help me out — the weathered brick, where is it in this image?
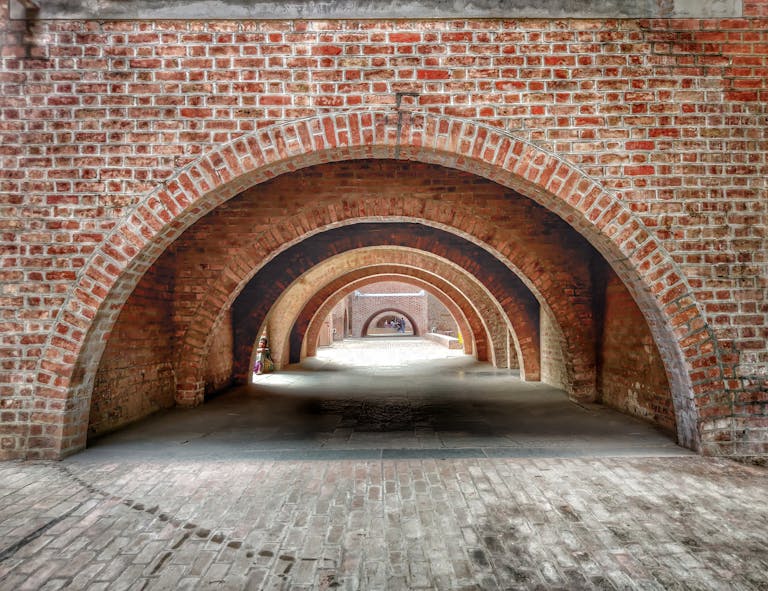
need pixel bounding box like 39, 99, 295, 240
0, 12, 765, 460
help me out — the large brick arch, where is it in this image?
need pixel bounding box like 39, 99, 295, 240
228, 226, 547, 391
41, 111, 718, 457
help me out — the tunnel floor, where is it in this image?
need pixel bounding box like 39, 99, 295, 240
2, 339, 766, 590
82, 337, 684, 461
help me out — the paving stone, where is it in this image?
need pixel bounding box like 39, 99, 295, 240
2, 355, 768, 590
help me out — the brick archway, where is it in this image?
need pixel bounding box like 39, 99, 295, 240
258, 260, 483, 369
199, 213, 584, 400
298, 272, 477, 362
361, 309, 421, 338
242, 246, 539, 379
296, 268, 534, 376
236, 247, 487, 374
39, 111, 718, 457
228, 226, 548, 390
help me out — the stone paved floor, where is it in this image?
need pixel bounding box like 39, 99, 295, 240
1, 339, 766, 590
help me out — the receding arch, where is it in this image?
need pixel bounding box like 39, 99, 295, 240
239, 250, 483, 369
229, 230, 545, 387
299, 272, 479, 360
279, 270, 478, 364
255, 267, 479, 369
37, 111, 719, 457
361, 308, 421, 338
295, 264, 539, 379
244, 243, 540, 378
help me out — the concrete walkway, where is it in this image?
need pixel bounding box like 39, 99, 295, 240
1, 339, 766, 590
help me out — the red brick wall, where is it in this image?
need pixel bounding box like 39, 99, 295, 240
746, 1, 768, 16
599, 271, 676, 433
1, 7, 766, 459
88, 256, 176, 438
203, 311, 234, 396
427, 293, 458, 335
540, 311, 569, 391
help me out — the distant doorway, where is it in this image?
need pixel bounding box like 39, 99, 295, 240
366, 313, 414, 336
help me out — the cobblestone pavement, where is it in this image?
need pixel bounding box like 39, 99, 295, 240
1, 340, 766, 590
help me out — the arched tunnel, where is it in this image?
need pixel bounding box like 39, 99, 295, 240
87, 159, 679, 449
